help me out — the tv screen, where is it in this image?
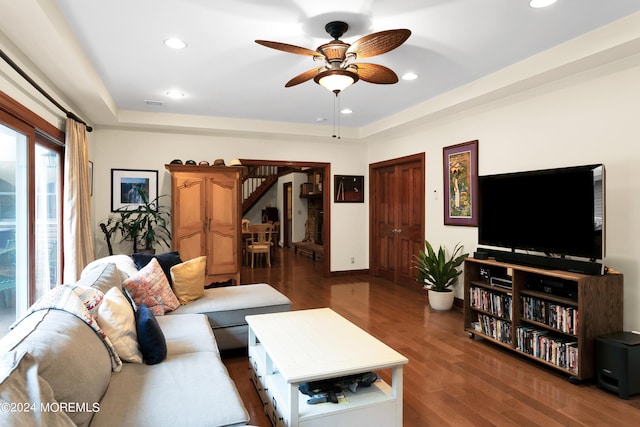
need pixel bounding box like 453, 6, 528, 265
478, 164, 604, 260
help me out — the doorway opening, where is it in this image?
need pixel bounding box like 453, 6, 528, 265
239, 159, 331, 277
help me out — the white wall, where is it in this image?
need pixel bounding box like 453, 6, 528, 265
91, 128, 370, 271
367, 53, 640, 329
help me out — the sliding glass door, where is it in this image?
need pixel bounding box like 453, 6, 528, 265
0, 121, 28, 329
34, 144, 61, 298
0, 115, 62, 333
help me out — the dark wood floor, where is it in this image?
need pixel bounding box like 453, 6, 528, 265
223, 248, 640, 426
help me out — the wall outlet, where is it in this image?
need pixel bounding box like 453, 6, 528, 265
350, 257, 355, 264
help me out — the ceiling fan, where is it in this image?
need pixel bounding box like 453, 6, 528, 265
256, 21, 411, 94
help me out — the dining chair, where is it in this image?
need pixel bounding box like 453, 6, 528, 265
246, 224, 272, 268
269, 221, 280, 258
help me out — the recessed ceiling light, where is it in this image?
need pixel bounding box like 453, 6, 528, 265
340, 108, 353, 114
529, 0, 557, 8
165, 90, 185, 99
164, 38, 187, 49
316, 117, 327, 122
402, 72, 419, 81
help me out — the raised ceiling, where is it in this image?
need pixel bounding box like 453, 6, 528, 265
2, 1, 640, 137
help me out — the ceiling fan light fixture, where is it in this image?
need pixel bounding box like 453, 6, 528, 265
529, 0, 557, 8
314, 69, 359, 94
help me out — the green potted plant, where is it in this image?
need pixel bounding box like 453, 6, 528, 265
101, 187, 172, 254
413, 240, 468, 310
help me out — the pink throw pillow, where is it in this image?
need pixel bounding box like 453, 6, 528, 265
123, 258, 179, 315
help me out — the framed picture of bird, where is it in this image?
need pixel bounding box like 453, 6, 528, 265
443, 140, 478, 226
334, 175, 364, 203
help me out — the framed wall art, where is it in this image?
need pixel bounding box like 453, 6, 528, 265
334, 175, 364, 203
111, 168, 158, 212
443, 140, 478, 226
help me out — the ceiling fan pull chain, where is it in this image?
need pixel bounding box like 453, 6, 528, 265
337, 94, 341, 139
332, 93, 337, 138
332, 93, 342, 139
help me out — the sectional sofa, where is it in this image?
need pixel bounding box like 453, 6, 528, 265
0, 254, 291, 426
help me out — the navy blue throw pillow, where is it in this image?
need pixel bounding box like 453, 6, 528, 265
132, 251, 182, 285
135, 303, 167, 365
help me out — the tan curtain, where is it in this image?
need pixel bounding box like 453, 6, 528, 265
63, 118, 94, 283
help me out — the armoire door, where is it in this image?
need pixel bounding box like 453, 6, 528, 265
172, 174, 206, 262
370, 153, 425, 289
205, 172, 240, 279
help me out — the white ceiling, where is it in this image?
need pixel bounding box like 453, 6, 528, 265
2, 0, 640, 136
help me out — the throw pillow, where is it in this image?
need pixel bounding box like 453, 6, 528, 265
170, 256, 206, 304
80, 254, 140, 283
0, 350, 75, 427
131, 251, 182, 285
123, 258, 180, 315
97, 287, 143, 363
69, 285, 104, 319
135, 303, 167, 365
77, 262, 122, 294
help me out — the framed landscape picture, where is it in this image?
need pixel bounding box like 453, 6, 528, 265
443, 140, 478, 226
111, 168, 158, 212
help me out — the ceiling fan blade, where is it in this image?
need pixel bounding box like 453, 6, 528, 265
285, 67, 324, 87
347, 29, 411, 59
255, 40, 321, 57
355, 63, 399, 84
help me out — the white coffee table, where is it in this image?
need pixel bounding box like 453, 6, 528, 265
246, 308, 408, 427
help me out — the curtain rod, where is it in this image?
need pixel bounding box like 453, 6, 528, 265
0, 48, 93, 132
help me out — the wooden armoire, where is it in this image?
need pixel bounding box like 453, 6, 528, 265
165, 164, 241, 285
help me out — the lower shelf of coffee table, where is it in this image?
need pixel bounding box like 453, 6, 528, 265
249, 344, 398, 427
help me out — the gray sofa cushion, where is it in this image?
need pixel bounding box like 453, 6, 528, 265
77, 262, 122, 294
81, 255, 140, 283
90, 353, 249, 427
212, 325, 250, 351
89, 312, 248, 426
170, 283, 292, 328
156, 313, 219, 355
0, 310, 112, 427
0, 350, 75, 427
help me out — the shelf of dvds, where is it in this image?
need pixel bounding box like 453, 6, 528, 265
463, 258, 623, 381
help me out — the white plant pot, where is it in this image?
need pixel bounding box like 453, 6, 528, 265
427, 289, 455, 311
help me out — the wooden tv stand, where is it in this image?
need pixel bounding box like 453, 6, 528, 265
463, 258, 623, 382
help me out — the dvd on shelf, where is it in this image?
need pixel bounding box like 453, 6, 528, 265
521, 296, 578, 334
477, 314, 512, 345
469, 286, 513, 319
516, 326, 578, 374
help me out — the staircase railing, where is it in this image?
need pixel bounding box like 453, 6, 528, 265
242, 165, 278, 214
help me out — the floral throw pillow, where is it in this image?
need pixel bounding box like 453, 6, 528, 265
123, 258, 179, 315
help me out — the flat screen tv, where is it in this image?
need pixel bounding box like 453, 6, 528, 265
478, 164, 604, 260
